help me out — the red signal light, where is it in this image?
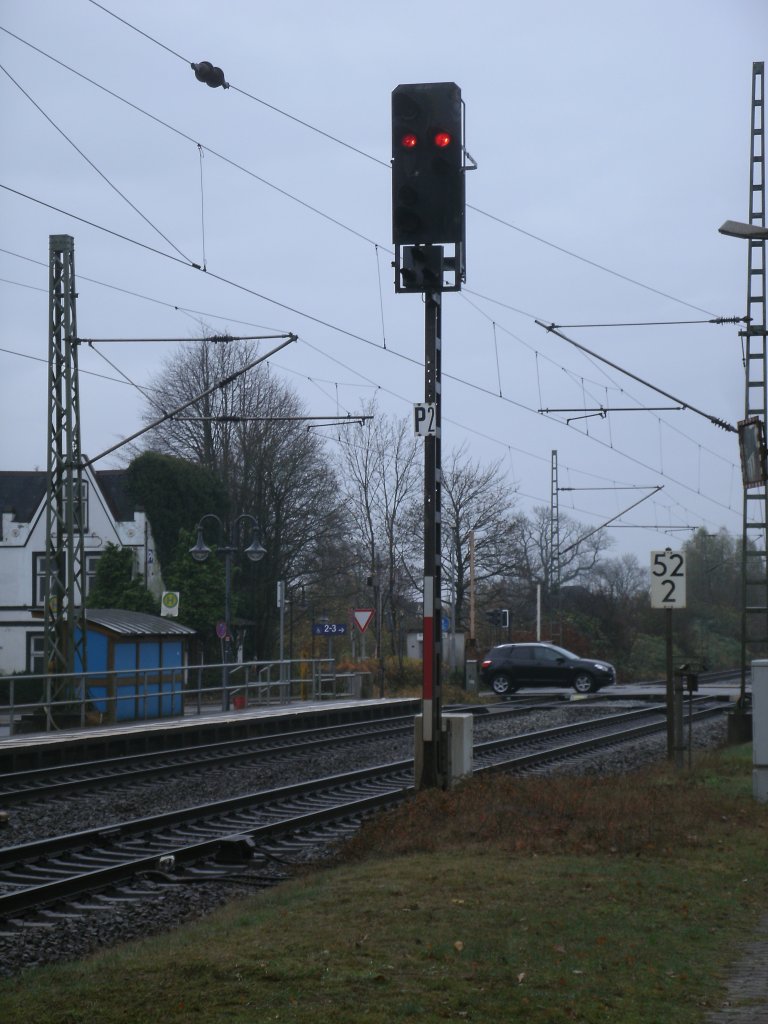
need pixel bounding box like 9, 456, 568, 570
434, 131, 452, 148
401, 133, 418, 149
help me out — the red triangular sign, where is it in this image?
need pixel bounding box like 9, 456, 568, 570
353, 608, 375, 633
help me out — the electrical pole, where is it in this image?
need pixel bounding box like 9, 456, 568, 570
44, 235, 87, 693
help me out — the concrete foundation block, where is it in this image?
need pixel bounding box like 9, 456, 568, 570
752, 660, 768, 803
413, 712, 473, 789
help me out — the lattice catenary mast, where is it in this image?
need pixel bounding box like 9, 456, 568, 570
43, 234, 87, 682
741, 62, 767, 701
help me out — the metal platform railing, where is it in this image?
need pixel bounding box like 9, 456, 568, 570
0, 659, 371, 736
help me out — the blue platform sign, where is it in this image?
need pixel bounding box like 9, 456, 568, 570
312, 623, 348, 636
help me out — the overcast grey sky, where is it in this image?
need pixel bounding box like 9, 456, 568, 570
1, 0, 766, 565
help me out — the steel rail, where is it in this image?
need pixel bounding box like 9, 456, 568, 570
0, 700, 564, 803
0, 716, 419, 803
0, 696, 720, 864
473, 703, 725, 773
0, 701, 728, 922
0, 781, 411, 917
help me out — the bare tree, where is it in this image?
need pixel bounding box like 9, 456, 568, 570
590, 553, 647, 603
441, 446, 520, 629
140, 338, 349, 656
339, 399, 421, 660
513, 505, 609, 592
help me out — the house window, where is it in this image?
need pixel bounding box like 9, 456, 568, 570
64, 479, 89, 533
33, 550, 102, 606
33, 553, 57, 607
27, 632, 45, 675
85, 552, 101, 596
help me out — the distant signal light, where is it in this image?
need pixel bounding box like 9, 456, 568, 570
401, 133, 418, 149
434, 131, 452, 147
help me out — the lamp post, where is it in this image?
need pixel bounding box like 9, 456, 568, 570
189, 513, 266, 710
719, 220, 768, 241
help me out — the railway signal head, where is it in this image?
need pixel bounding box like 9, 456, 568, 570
399, 245, 444, 292
484, 608, 509, 628
392, 82, 464, 246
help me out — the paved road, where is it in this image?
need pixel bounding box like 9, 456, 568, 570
705, 914, 768, 1022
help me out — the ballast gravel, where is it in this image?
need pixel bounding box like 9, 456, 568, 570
0, 703, 729, 977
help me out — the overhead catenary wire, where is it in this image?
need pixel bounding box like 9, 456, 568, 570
0, 344, 148, 387
0, 184, 201, 268
0, 245, 285, 333
1, 16, 738, 533
84, 0, 188, 62
0, 185, 375, 342
78, 4, 726, 322
172, 414, 372, 423
0, 217, 737, 531
548, 316, 747, 328
0, 22, 719, 319
0, 61, 194, 264
536, 320, 737, 433
0, 238, 738, 522
84, 0, 394, 168
0, 26, 380, 249
0, 334, 723, 536
83, 335, 297, 467
0, 7, 739, 537
79, 334, 290, 344
540, 406, 685, 414
2, 25, 737, 537
87, 343, 157, 404
462, 284, 736, 473
559, 486, 663, 556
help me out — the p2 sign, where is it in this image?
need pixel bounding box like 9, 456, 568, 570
650, 549, 686, 609
414, 403, 437, 437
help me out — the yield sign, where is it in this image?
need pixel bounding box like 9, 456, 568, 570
353, 608, 375, 633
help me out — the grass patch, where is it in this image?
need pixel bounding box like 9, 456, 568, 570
2, 746, 767, 1023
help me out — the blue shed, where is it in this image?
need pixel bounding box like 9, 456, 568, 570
74, 609, 196, 723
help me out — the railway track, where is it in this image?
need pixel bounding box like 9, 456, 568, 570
0, 700, 566, 805
0, 716, 418, 805
0, 699, 727, 925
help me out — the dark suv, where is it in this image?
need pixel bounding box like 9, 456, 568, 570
480, 642, 616, 696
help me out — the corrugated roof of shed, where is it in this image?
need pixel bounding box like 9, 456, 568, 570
84, 609, 196, 637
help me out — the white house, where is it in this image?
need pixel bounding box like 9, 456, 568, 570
0, 467, 163, 675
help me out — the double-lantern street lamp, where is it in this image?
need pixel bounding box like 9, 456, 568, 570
189, 513, 266, 709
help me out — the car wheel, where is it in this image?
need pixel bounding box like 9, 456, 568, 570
491, 673, 515, 696
573, 672, 596, 695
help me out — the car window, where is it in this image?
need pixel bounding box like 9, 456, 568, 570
550, 645, 578, 660
534, 647, 562, 663
505, 648, 528, 661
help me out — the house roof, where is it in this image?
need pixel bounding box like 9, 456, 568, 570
84, 609, 196, 637
0, 469, 140, 526
95, 470, 140, 521
0, 471, 47, 523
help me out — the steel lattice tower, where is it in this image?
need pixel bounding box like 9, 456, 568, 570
741, 62, 767, 701
44, 234, 86, 683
